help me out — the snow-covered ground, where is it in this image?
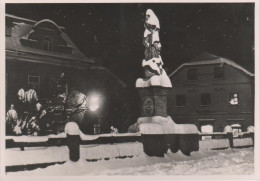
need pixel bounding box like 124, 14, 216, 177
6, 137, 253, 166
5, 132, 254, 176
6, 143, 254, 176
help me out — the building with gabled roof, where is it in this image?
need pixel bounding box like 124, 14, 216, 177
169, 52, 254, 78
168, 52, 254, 137
6, 14, 127, 134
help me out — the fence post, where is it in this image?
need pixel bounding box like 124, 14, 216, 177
66, 134, 80, 162
65, 122, 81, 162
227, 132, 233, 148
250, 132, 254, 146
20, 145, 24, 151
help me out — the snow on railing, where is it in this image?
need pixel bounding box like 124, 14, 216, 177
6, 132, 253, 153
6, 132, 141, 144
6, 133, 67, 143
6, 131, 142, 151
6, 128, 254, 163
6, 131, 253, 148
198, 131, 254, 149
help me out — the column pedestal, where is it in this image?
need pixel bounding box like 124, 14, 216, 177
136, 86, 171, 117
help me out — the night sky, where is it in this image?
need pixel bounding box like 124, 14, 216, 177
6, 3, 255, 86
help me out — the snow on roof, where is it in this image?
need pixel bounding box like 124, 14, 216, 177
6, 14, 94, 64
33, 19, 63, 32
6, 13, 65, 30
169, 53, 254, 77
6, 14, 36, 24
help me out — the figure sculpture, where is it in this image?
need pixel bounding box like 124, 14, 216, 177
136, 9, 172, 88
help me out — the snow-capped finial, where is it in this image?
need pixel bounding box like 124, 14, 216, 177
145, 9, 160, 29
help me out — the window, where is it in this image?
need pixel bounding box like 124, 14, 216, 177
28, 75, 40, 92
176, 95, 186, 107
214, 66, 224, 79
43, 36, 53, 51
229, 93, 239, 105
187, 68, 197, 80
201, 93, 211, 106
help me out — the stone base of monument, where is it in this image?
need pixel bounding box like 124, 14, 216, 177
141, 134, 199, 156
137, 116, 199, 156
136, 86, 171, 117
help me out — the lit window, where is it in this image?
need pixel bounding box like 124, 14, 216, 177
229, 93, 239, 105
187, 68, 197, 80
28, 75, 40, 92
176, 95, 186, 107
214, 66, 224, 79
201, 93, 211, 106
43, 36, 53, 51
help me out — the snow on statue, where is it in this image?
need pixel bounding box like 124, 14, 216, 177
143, 9, 161, 60
131, 9, 199, 157
136, 9, 172, 88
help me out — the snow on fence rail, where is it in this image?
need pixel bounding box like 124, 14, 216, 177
6, 131, 253, 150
199, 132, 254, 150
6, 132, 142, 150
5, 131, 254, 172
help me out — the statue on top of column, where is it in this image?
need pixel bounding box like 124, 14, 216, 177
143, 9, 161, 61
136, 9, 172, 88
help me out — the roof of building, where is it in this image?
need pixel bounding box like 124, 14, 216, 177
6, 14, 126, 88
6, 14, 94, 64
6, 14, 65, 30
169, 52, 254, 77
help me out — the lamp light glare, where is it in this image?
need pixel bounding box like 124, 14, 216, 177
89, 95, 100, 112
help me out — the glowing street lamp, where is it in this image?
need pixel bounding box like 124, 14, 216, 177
88, 94, 100, 112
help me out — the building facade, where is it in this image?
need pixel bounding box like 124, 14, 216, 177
168, 53, 254, 135
6, 14, 127, 134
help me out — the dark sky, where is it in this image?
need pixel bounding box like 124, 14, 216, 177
6, 3, 255, 86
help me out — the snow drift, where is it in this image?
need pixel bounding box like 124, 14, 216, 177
7, 147, 254, 176
137, 116, 199, 134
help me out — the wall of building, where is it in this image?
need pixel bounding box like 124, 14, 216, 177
5, 14, 130, 135
171, 63, 252, 85
6, 58, 127, 134
169, 62, 254, 132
